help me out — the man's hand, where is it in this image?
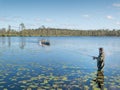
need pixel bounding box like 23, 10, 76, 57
93, 56, 96, 60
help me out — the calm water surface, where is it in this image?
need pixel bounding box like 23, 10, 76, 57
0, 36, 120, 90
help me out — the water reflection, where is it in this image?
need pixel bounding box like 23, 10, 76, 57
93, 71, 104, 90
1, 37, 6, 46
0, 37, 26, 49
19, 37, 26, 49
8, 37, 11, 47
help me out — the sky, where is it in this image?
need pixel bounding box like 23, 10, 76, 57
0, 0, 120, 30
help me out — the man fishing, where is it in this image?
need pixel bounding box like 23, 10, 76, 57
93, 48, 105, 72
92, 48, 105, 90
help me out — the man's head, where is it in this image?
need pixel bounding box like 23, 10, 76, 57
99, 47, 103, 53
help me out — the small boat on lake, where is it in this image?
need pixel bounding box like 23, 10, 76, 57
39, 39, 50, 46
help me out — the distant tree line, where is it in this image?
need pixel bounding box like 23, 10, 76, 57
0, 23, 120, 36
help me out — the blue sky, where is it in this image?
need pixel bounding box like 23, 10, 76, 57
0, 0, 120, 30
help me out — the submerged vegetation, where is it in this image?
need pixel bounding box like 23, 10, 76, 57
0, 24, 120, 36
0, 59, 120, 90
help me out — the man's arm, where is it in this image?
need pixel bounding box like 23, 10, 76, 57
93, 56, 98, 60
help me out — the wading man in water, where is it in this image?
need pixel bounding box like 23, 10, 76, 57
93, 48, 105, 90
93, 48, 105, 72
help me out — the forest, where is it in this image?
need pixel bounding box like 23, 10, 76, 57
0, 23, 120, 36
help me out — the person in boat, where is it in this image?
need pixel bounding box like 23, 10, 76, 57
40, 39, 50, 46
93, 48, 105, 72
41, 39, 45, 43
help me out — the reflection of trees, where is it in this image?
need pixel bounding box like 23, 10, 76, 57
1, 37, 12, 48
93, 71, 104, 90
8, 37, 11, 47
1, 37, 6, 46
0, 37, 6, 56
0, 37, 11, 48
0, 37, 26, 49
19, 37, 26, 49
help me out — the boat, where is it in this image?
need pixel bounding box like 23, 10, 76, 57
39, 39, 50, 46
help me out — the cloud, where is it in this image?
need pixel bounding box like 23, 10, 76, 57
24, 23, 41, 29
116, 21, 120, 25
34, 18, 41, 21
0, 16, 23, 22
113, 3, 120, 8
60, 24, 80, 29
61, 24, 76, 26
106, 15, 114, 20
34, 18, 54, 23
45, 18, 53, 22
82, 14, 90, 18
26, 23, 37, 27
12, 16, 23, 20
0, 17, 10, 22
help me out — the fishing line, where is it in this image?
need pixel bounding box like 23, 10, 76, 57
60, 47, 95, 58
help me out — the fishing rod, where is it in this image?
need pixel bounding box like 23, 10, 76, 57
62, 48, 95, 58
78, 51, 94, 57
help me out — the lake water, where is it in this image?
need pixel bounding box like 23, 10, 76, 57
0, 36, 120, 90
